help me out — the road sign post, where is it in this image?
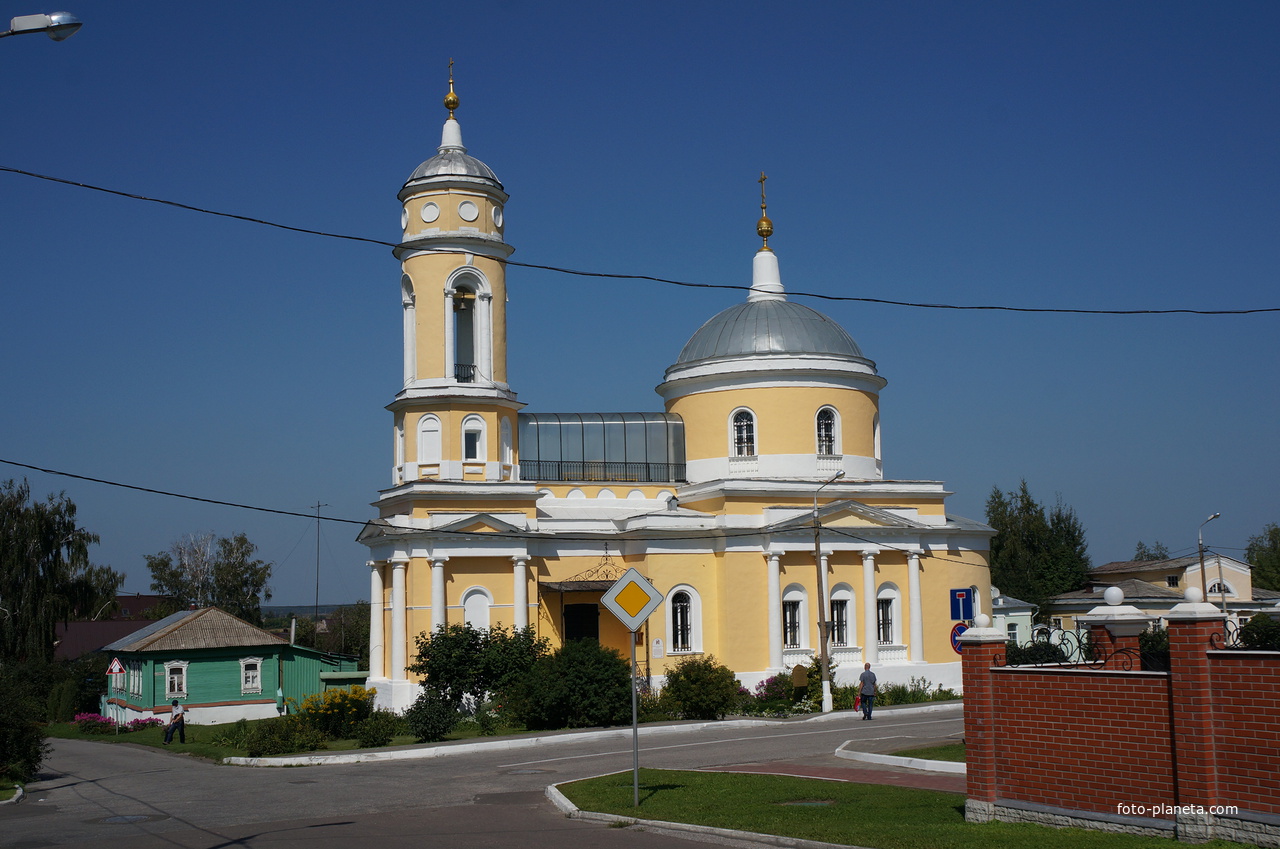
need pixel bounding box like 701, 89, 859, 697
600, 568, 664, 808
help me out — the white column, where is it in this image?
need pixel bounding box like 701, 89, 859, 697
477, 292, 493, 379
368, 561, 385, 680
512, 556, 529, 629
443, 288, 455, 379
767, 553, 783, 670
390, 559, 408, 681
401, 276, 416, 385
431, 557, 448, 630
908, 552, 925, 662
817, 550, 832, 656
862, 550, 878, 664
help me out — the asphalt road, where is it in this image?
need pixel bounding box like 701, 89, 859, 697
1, 704, 964, 849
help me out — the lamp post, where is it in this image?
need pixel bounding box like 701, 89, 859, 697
1, 12, 82, 41
813, 470, 845, 713
1197, 512, 1220, 608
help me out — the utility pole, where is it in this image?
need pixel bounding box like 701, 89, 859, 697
313, 502, 328, 631
813, 470, 844, 713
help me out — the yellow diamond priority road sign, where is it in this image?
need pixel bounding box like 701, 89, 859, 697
601, 567, 664, 633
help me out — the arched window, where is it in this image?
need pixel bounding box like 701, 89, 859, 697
830, 584, 855, 647
1208, 581, 1234, 597
452, 282, 477, 382
418, 415, 442, 464
816, 408, 837, 455
732, 410, 756, 457
671, 591, 692, 652
876, 583, 901, 645
462, 587, 492, 629
782, 584, 807, 649
462, 415, 486, 462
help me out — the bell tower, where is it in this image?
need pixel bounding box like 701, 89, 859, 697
389, 67, 521, 486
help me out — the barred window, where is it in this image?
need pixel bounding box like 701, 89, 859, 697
671, 591, 692, 652
732, 411, 756, 457
816, 408, 836, 455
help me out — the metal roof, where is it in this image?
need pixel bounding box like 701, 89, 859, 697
675, 299, 866, 365
406, 150, 502, 188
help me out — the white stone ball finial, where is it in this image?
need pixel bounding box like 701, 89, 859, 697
1184, 586, 1204, 604
974, 613, 991, 629
1104, 586, 1125, 606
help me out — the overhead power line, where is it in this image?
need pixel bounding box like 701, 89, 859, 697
4, 165, 1276, 317
0, 457, 986, 566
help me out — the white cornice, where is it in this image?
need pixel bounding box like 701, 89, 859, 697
676, 478, 952, 502
394, 233, 514, 261
387, 385, 522, 411
657, 357, 886, 401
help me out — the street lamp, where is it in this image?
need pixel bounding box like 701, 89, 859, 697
1197, 512, 1220, 608
813, 469, 845, 713
1, 12, 82, 41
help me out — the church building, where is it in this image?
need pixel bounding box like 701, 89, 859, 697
359, 78, 994, 712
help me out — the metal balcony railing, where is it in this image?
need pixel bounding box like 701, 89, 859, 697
455, 363, 477, 382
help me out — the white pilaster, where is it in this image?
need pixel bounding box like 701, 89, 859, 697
817, 551, 831, 652
478, 292, 493, 380
767, 553, 782, 670
390, 560, 408, 680
908, 552, 924, 662
862, 550, 879, 664
368, 561, 385, 680
512, 556, 529, 629
432, 557, 448, 630
402, 278, 416, 385
442, 288, 455, 379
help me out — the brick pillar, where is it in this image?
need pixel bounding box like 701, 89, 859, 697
1088, 623, 1142, 670
959, 622, 1007, 822
1166, 607, 1225, 841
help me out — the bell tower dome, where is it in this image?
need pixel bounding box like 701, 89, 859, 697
388, 67, 521, 486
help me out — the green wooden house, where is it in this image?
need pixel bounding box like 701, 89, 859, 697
100, 607, 359, 725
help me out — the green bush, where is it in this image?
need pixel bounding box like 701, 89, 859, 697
356, 709, 404, 748
408, 624, 550, 710
1239, 613, 1280, 650
1003, 639, 1068, 665
292, 685, 376, 739
745, 672, 809, 716
405, 688, 461, 742
212, 718, 254, 749
876, 677, 960, 706
661, 655, 741, 720
508, 639, 631, 731
245, 715, 326, 757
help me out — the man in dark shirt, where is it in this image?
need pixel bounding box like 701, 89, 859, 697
858, 663, 877, 720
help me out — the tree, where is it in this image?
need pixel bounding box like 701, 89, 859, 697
146, 532, 272, 625
0, 479, 122, 663
1245, 523, 1280, 591
986, 480, 1090, 620
1133, 540, 1171, 561
407, 623, 549, 710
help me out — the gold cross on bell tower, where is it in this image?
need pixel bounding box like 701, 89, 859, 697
757, 171, 774, 250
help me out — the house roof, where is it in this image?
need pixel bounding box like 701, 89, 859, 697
1090, 553, 1249, 575
1050, 578, 1186, 604
102, 607, 287, 653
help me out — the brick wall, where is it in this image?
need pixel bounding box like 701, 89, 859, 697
962, 612, 1280, 844
989, 668, 1174, 816
1211, 650, 1280, 815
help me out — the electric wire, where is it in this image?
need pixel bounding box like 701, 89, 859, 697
4, 165, 1276, 317
0, 456, 986, 557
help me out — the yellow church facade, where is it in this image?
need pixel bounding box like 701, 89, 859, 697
360, 82, 994, 711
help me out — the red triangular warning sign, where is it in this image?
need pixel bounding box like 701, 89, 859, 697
107, 657, 125, 675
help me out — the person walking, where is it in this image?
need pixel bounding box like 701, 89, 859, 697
858, 662, 877, 720
163, 699, 185, 744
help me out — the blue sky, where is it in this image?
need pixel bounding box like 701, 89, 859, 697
3, 1, 1277, 606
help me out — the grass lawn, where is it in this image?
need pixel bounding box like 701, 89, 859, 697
0, 779, 17, 802
892, 742, 966, 762
559, 769, 1254, 849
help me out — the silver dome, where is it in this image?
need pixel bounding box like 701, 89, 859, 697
675, 299, 865, 365
406, 150, 502, 188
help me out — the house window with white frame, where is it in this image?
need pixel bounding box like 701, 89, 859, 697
462, 416, 485, 462
816, 408, 837, 456
732, 410, 756, 457
165, 661, 188, 699
783, 600, 801, 648
240, 657, 262, 695
671, 591, 692, 652
830, 598, 848, 647
876, 598, 894, 644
